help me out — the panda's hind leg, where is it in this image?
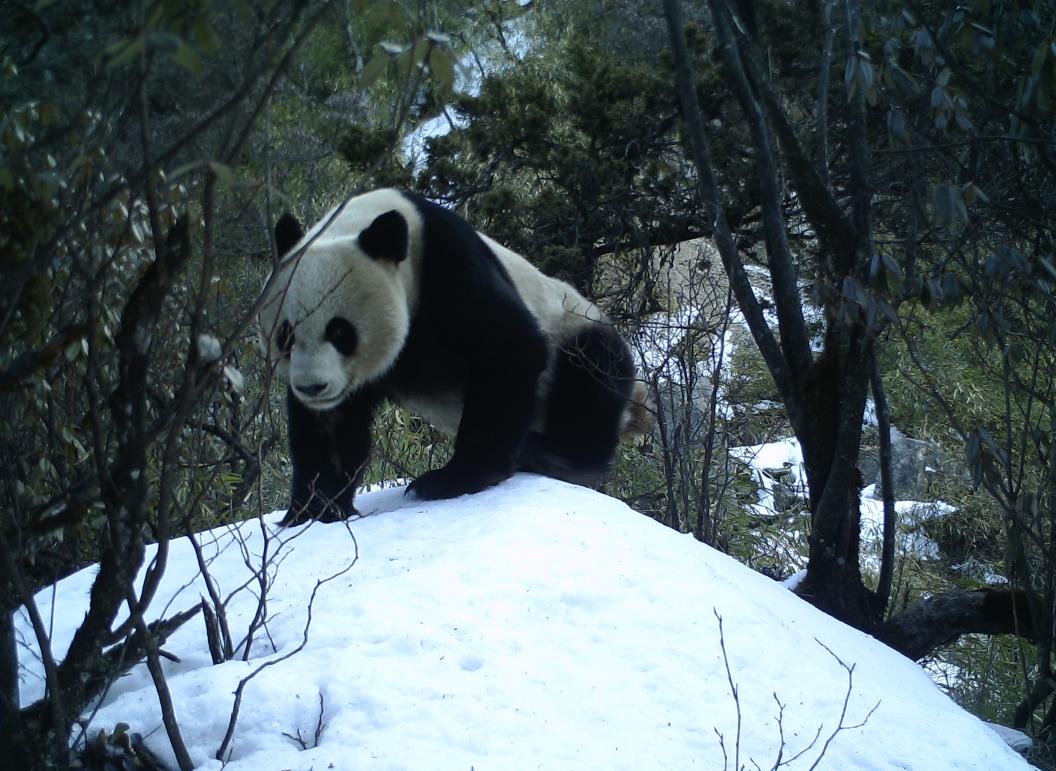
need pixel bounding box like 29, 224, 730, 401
519, 324, 634, 486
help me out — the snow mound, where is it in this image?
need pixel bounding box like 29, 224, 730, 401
19, 475, 1027, 769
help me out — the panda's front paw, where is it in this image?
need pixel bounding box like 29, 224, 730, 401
408, 463, 509, 500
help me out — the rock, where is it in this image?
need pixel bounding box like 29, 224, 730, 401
655, 379, 711, 446
985, 722, 1032, 753
868, 427, 963, 501
858, 446, 880, 490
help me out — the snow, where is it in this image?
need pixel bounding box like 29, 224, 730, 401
730, 437, 807, 515
18, 475, 1027, 769
986, 723, 1033, 753
856, 485, 951, 565
403, 19, 532, 168
729, 439, 953, 569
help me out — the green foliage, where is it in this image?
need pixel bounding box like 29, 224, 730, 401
608, 439, 668, 522
416, 18, 690, 292
366, 404, 454, 488
337, 123, 399, 172
0, 3, 352, 763
882, 305, 1004, 441
3, 0, 1053, 759
928, 631, 1027, 722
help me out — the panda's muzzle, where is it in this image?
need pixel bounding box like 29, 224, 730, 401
291, 380, 352, 411
294, 382, 328, 398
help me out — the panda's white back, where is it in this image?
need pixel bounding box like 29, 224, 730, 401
304, 190, 604, 344
477, 234, 607, 342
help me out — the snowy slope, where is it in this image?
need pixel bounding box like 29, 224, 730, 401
18, 475, 1027, 770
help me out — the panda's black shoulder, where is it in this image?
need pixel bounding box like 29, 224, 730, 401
397, 193, 501, 267
388, 192, 545, 372
396, 191, 466, 234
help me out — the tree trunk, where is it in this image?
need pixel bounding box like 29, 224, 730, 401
793, 336, 877, 629
0, 608, 33, 770
662, 0, 1045, 666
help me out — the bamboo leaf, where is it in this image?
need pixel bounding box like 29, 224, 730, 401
208, 161, 236, 188
881, 253, 903, 283
1032, 41, 1049, 77
933, 183, 956, 228
429, 46, 455, 95
105, 35, 145, 70
169, 40, 204, 76
361, 52, 389, 85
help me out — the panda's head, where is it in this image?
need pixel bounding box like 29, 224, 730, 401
258, 203, 414, 411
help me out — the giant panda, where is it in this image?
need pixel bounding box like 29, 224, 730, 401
257, 188, 651, 526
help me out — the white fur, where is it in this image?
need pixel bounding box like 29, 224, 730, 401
479, 234, 608, 338
259, 189, 612, 421
479, 236, 611, 433
386, 237, 611, 436
258, 190, 424, 411
391, 389, 464, 434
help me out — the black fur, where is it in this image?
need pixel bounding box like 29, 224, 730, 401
274, 212, 304, 258
282, 386, 380, 526
358, 209, 408, 263
276, 192, 635, 524
518, 324, 635, 484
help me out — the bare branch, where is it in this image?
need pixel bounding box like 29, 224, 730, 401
869, 356, 896, 614
708, 1, 813, 378
661, 0, 793, 401
816, 0, 835, 190
215, 525, 359, 761
727, 19, 856, 272
130, 612, 194, 771
714, 609, 742, 771
807, 641, 880, 770
0, 324, 87, 393
880, 589, 1039, 661
840, 0, 874, 275
0, 527, 66, 764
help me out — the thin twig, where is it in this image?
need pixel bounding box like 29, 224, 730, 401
714, 609, 742, 771
215, 526, 359, 762
807, 640, 880, 770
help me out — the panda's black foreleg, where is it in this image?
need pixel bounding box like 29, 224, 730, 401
281, 386, 379, 526
409, 362, 541, 500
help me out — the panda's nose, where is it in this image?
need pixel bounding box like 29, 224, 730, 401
294, 382, 328, 398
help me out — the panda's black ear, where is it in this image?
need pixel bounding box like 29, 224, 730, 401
275, 212, 304, 258
358, 210, 408, 263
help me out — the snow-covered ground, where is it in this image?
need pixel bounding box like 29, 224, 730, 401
730, 438, 954, 572
18, 475, 1027, 769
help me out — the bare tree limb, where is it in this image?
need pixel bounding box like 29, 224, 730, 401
661, 0, 794, 403
215, 526, 358, 762
0, 526, 66, 765
59, 216, 191, 708
21, 603, 202, 727
726, 18, 856, 271
816, 0, 835, 191
840, 0, 874, 275
709, 1, 813, 378
131, 613, 194, 771
0, 324, 87, 393
869, 355, 896, 615
879, 589, 1038, 661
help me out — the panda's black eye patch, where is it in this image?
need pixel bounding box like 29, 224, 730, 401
277, 320, 294, 356
325, 317, 357, 356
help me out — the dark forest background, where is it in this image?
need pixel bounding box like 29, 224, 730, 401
2, 0, 1055, 767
